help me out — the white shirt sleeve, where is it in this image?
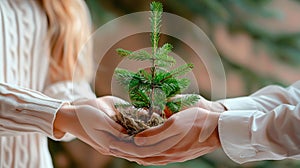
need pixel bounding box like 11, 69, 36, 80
218, 81, 300, 164
218, 81, 300, 112
0, 82, 67, 140
219, 103, 300, 164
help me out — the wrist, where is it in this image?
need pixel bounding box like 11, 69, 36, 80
53, 103, 75, 138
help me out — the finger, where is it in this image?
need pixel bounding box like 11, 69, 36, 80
134, 107, 200, 146
95, 115, 129, 140
109, 148, 170, 166
95, 97, 120, 116
108, 149, 147, 165
97, 96, 128, 109
75, 124, 120, 154
109, 132, 183, 157
195, 97, 211, 109
75, 106, 128, 140
134, 115, 180, 146
109, 146, 211, 166
142, 107, 213, 144
149, 147, 214, 165
84, 131, 116, 155
198, 112, 219, 142
109, 108, 201, 157
109, 135, 215, 166
176, 107, 215, 143
145, 145, 216, 165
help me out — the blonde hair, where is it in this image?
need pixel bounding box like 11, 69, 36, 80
40, 0, 93, 82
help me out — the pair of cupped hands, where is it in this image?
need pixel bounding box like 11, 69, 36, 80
56, 95, 226, 165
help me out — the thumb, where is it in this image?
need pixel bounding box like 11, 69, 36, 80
134, 115, 180, 146
198, 112, 219, 142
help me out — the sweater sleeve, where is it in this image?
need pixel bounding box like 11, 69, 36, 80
43, 80, 96, 141
219, 103, 300, 164
0, 82, 67, 140
218, 81, 300, 113
43, 80, 96, 102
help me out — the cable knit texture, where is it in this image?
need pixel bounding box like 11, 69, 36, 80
0, 1, 95, 167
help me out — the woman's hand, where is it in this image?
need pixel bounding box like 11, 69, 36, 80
108, 107, 221, 165
54, 96, 129, 155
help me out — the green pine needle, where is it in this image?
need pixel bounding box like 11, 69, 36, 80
155, 43, 176, 67
161, 78, 181, 97
177, 78, 191, 91
129, 89, 150, 108
116, 48, 132, 56
169, 63, 194, 77
152, 88, 167, 112
114, 68, 135, 89
118, 49, 153, 61
128, 50, 152, 61
156, 43, 173, 57
136, 69, 152, 84
150, 1, 163, 54
167, 94, 200, 113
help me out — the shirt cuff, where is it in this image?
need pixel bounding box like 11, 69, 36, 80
218, 110, 288, 164
218, 110, 256, 164
217, 97, 258, 111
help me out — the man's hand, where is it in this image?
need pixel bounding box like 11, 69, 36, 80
108, 107, 221, 165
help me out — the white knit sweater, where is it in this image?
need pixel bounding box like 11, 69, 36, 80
0, 0, 95, 167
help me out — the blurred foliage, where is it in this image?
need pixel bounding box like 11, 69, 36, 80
50, 0, 300, 168
85, 0, 300, 93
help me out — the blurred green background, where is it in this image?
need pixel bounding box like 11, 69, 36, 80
49, 0, 300, 167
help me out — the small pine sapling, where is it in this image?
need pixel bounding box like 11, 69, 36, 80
112, 1, 200, 135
